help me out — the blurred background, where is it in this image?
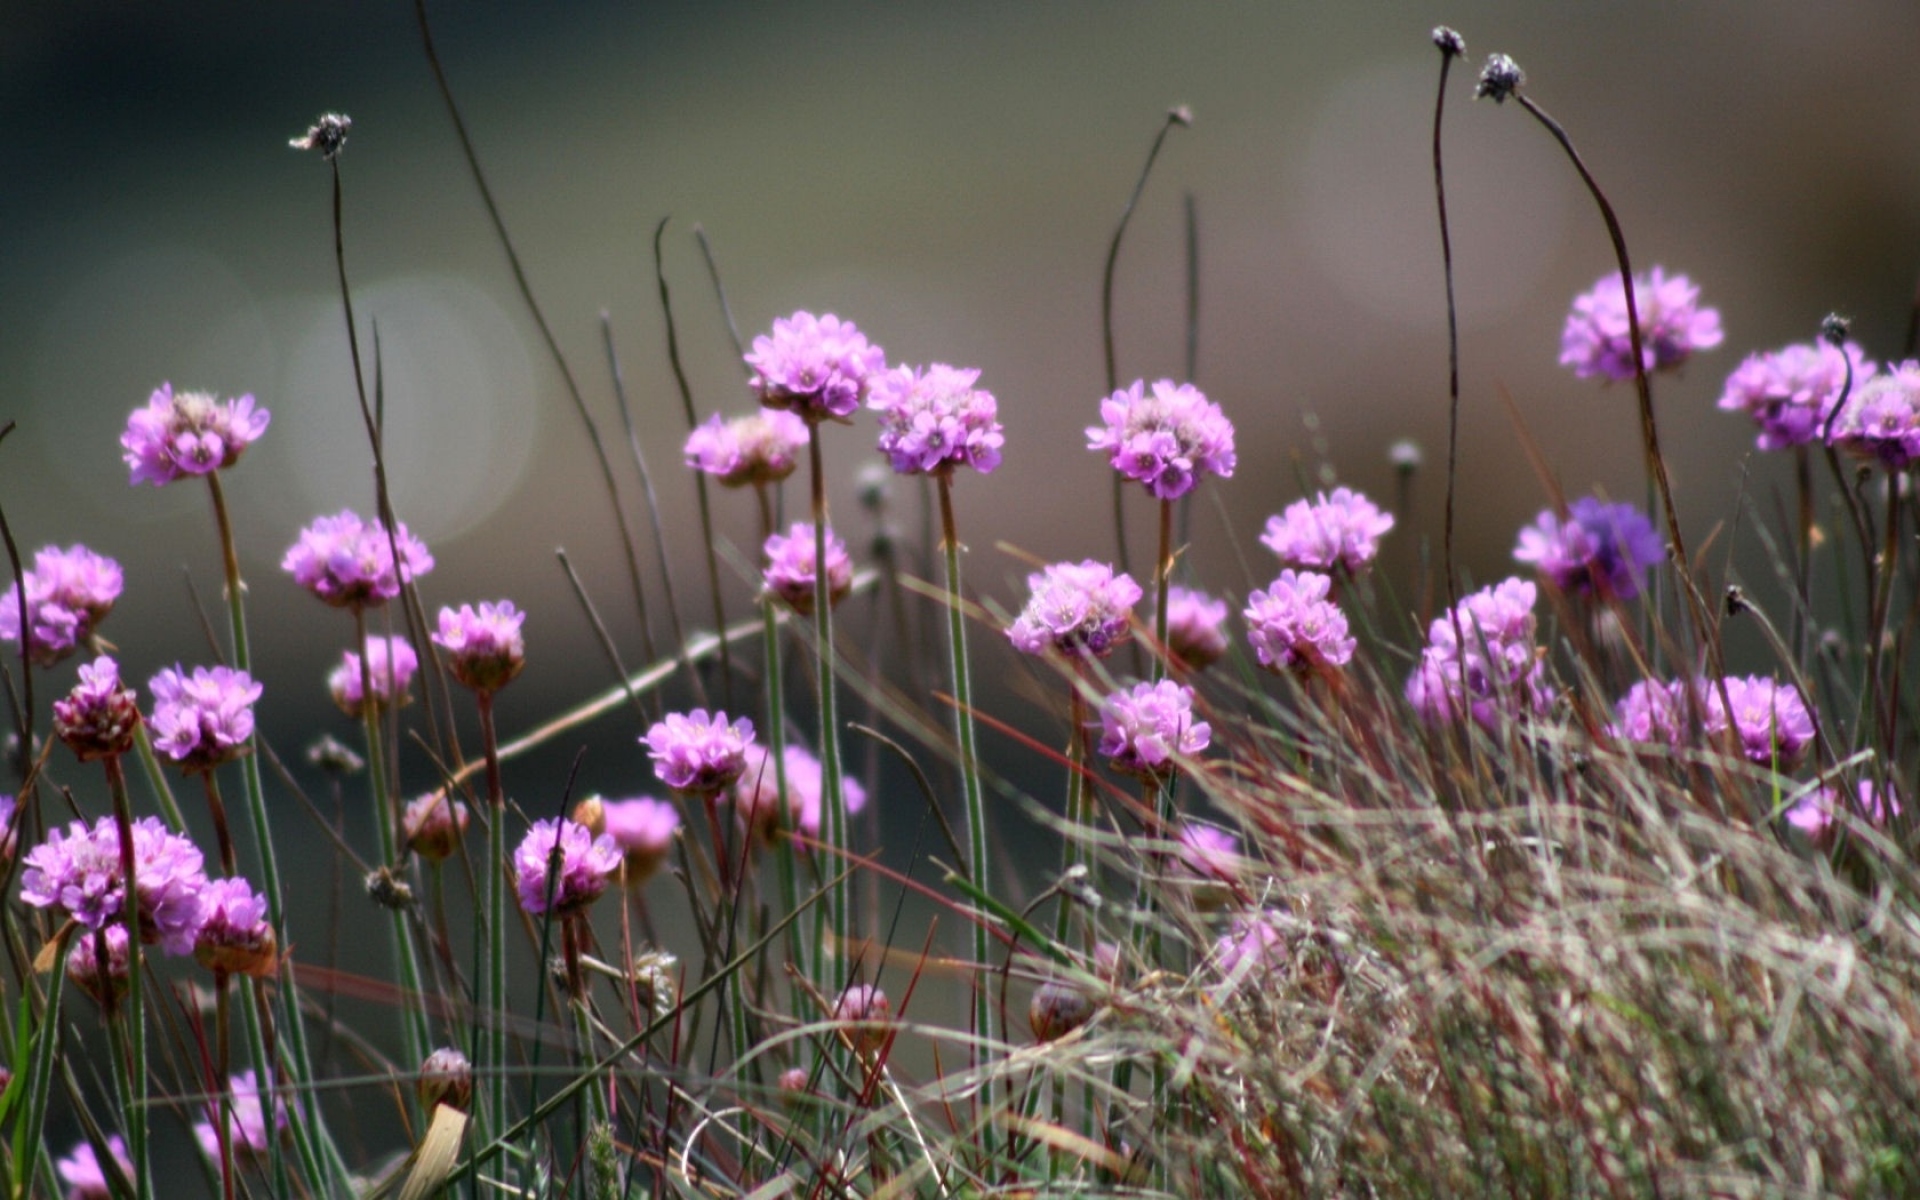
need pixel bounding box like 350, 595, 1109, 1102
4, 0, 1920, 1162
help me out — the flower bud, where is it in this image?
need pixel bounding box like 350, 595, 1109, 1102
418, 1047, 473, 1112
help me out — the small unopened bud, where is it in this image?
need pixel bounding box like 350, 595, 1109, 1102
403, 792, 470, 862
832, 984, 892, 1054
69, 927, 132, 1010
1431, 26, 1465, 56
1029, 981, 1094, 1042
777, 1066, 813, 1107
1168, 105, 1193, 128
572, 795, 607, 837
291, 113, 352, 160
1821, 313, 1851, 346
308, 734, 365, 775
418, 1047, 473, 1111
1389, 439, 1423, 472
1475, 54, 1524, 103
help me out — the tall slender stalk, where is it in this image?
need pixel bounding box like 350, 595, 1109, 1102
805, 436, 850, 990
103, 757, 150, 1200
475, 691, 510, 1157
1429, 27, 1465, 615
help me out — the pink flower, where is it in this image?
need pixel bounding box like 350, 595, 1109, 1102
432, 601, 526, 694
644, 710, 755, 795
121, 382, 269, 486
148, 664, 262, 773
731, 743, 868, 845
513, 818, 621, 917
1784, 781, 1902, 847
832, 983, 892, 1052
1097, 680, 1210, 781
1244, 569, 1355, 676
0, 545, 123, 667
1512, 496, 1664, 599
1260, 489, 1394, 574
601, 797, 681, 882
1718, 340, 1874, 451
1827, 361, 1920, 469
1166, 586, 1229, 670
56, 1134, 131, 1200
66, 925, 132, 1010
745, 311, 886, 422
1087, 379, 1235, 500
1213, 910, 1288, 981
1560, 267, 1722, 382
1405, 578, 1553, 728
762, 523, 853, 615
328, 636, 419, 718
193, 1070, 285, 1160
868, 363, 1005, 476
403, 792, 470, 861
1177, 823, 1241, 882
1608, 678, 1691, 747
684, 410, 809, 486
21, 815, 209, 954
282, 511, 434, 609
52, 656, 141, 763
1007, 561, 1141, 659
1705, 675, 1814, 770
193, 876, 277, 978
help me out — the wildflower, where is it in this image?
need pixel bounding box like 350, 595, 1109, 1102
1177, 823, 1241, 883
832, 983, 892, 1053
731, 743, 868, 845
1260, 488, 1395, 574
600, 797, 681, 882
66, 925, 132, 1010
120, 383, 269, 486
1097, 680, 1210, 781
327, 636, 418, 718
745, 311, 886, 422
418, 1047, 473, 1112
1512, 496, 1665, 599
1028, 980, 1094, 1042
684, 409, 810, 486
193, 876, 277, 978
282, 511, 434, 609
1086, 379, 1236, 500
513, 817, 621, 918
56, 1134, 130, 1200
1559, 267, 1722, 382
1006, 560, 1141, 659
645, 710, 755, 795
868, 362, 1005, 476
1718, 340, 1875, 451
1827, 361, 1920, 469
21, 815, 209, 954
432, 601, 526, 693
1705, 675, 1814, 770
193, 1070, 285, 1160
0, 545, 123, 667
52, 656, 141, 762
1405, 578, 1553, 728
777, 1067, 813, 1106
1165, 586, 1229, 669
0, 794, 15, 865
1608, 677, 1691, 747
289, 112, 351, 159
1213, 910, 1288, 980
148, 664, 261, 773
1244, 569, 1355, 675
403, 792, 470, 861
762, 524, 853, 614
1784, 780, 1902, 846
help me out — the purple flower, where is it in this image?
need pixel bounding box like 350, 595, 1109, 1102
868, 362, 1005, 476
684, 410, 810, 487
328, 636, 419, 718
120, 382, 270, 486
731, 743, 868, 845
1213, 910, 1288, 980
832, 983, 892, 1052
1512, 496, 1665, 599
66, 925, 132, 1010
282, 510, 434, 609
601, 797, 681, 882
1097, 680, 1210, 781
762, 523, 853, 615
0, 545, 123, 667
403, 792, 470, 862
149, 664, 261, 773
645, 709, 755, 795
1608, 678, 1691, 747
193, 1070, 285, 1161
1705, 675, 1814, 770
1559, 267, 1723, 382
1405, 578, 1553, 728
1177, 823, 1241, 883
745, 311, 887, 422
1259, 488, 1394, 574
1784, 780, 1902, 846
1244, 569, 1355, 676
194, 876, 277, 979
1006, 560, 1142, 659
1166, 586, 1229, 670
53, 656, 141, 763
513, 817, 621, 918
1718, 340, 1875, 451
432, 601, 526, 694
0, 794, 16, 864
21, 815, 209, 954
1828, 361, 1920, 469
1086, 379, 1236, 500
57, 1134, 130, 1200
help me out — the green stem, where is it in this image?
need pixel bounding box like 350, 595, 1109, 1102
805, 434, 849, 989
104, 756, 150, 1200
475, 690, 510, 1161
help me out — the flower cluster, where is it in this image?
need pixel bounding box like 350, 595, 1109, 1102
745, 311, 886, 422
1559, 267, 1722, 382
1097, 680, 1210, 781
832, 983, 892, 1053
1177, 823, 1241, 883
762, 524, 853, 614
868, 363, 1005, 476
433, 601, 526, 693
52, 656, 141, 762
645, 710, 755, 795
1260, 488, 1394, 574
1405, 578, 1553, 728
600, 797, 681, 882
1244, 569, 1355, 676
1706, 675, 1815, 770
1512, 496, 1665, 599
1608, 677, 1691, 747
1828, 361, 1920, 469
148, 664, 262, 773
403, 792, 470, 861
1784, 780, 1902, 846
282, 511, 434, 609
193, 876, 277, 978
1212, 910, 1288, 981
192, 1070, 285, 1161
328, 636, 418, 718
1718, 339, 1875, 450
57, 1134, 131, 1200
21, 815, 210, 955
1165, 586, 1229, 669
731, 743, 868, 845
0, 545, 122, 667
1006, 560, 1141, 659
684, 409, 809, 486
120, 383, 270, 486
1086, 379, 1236, 500
67, 925, 132, 1009
513, 817, 621, 918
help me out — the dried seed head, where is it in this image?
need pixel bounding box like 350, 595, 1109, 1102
1475, 54, 1524, 102
1431, 26, 1465, 57
290, 113, 352, 160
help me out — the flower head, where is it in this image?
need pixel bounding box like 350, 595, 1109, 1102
600, 797, 681, 882
684, 410, 810, 486
1608, 677, 1691, 747
1718, 340, 1875, 451
328, 637, 418, 718
121, 383, 269, 486
53, 656, 141, 762
418, 1047, 474, 1112
1559, 267, 1722, 382
289, 113, 351, 159
1006, 560, 1141, 659
1512, 496, 1665, 599
403, 792, 470, 861
21, 815, 209, 954
56, 1134, 131, 1200
745, 311, 886, 421
1177, 823, 1241, 883
148, 664, 262, 773
282, 511, 434, 609
1784, 780, 1902, 846
645, 710, 755, 795
1244, 569, 1355, 676
1165, 586, 1229, 670
832, 983, 892, 1053
1705, 675, 1814, 770
1213, 910, 1288, 981
1260, 488, 1394, 574
1028, 980, 1094, 1042
868, 363, 1004, 476
1086, 379, 1235, 500
0, 545, 123, 667
67, 925, 132, 1010
1405, 578, 1553, 728
513, 818, 621, 918
193, 1070, 285, 1161
193, 876, 277, 978
762, 524, 853, 615
1097, 680, 1210, 781
432, 601, 526, 693
731, 743, 867, 845
1827, 361, 1920, 469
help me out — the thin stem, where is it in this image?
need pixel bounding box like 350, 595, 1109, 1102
475, 690, 510, 1158
1153, 498, 1174, 683
1430, 30, 1464, 614
806, 434, 850, 989
104, 756, 150, 1200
